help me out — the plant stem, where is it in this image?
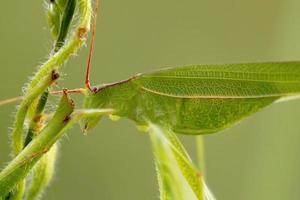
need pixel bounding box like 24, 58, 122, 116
10, 0, 92, 157
23, 91, 51, 200
27, 0, 92, 91
196, 136, 206, 177
6, 181, 25, 200
24, 91, 49, 147
7, 1, 92, 197
0, 92, 74, 197
25, 145, 58, 200
22, 0, 78, 194
0, 101, 113, 197
11, 71, 59, 156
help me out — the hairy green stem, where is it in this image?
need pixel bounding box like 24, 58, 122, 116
26, 145, 58, 200
24, 91, 49, 147
0, 103, 113, 197
7, 2, 92, 197
11, 71, 59, 156
6, 181, 25, 200
28, 0, 91, 91
10, 0, 92, 157
22, 0, 77, 195
1, 93, 74, 197
24, 91, 53, 200
9, 90, 51, 200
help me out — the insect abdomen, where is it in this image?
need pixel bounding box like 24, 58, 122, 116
131, 89, 278, 135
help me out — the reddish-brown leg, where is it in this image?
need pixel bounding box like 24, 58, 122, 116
85, 0, 100, 91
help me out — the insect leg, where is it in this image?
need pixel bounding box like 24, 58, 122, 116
85, 0, 100, 91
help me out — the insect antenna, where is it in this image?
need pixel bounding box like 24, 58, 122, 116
0, 89, 85, 106
85, 0, 100, 91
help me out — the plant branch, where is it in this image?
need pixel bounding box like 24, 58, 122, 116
25, 145, 57, 200
27, 0, 92, 91
24, 91, 49, 147
9, 0, 92, 157
11, 71, 59, 156
0, 95, 113, 197
196, 136, 206, 177
0, 92, 74, 197
12, 0, 91, 155
19, 91, 52, 200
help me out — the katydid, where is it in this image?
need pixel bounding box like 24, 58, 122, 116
1, 0, 300, 199
0, 0, 298, 136
78, 0, 300, 135
82, 62, 300, 135
1, 0, 299, 137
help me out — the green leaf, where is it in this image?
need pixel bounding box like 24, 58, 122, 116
149, 123, 202, 200
83, 61, 300, 135
46, 0, 67, 39
46, 0, 77, 51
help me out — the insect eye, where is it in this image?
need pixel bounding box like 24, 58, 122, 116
50, 0, 55, 3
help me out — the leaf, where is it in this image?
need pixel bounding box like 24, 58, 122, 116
46, 0, 67, 39
46, 0, 76, 49
83, 61, 300, 135
149, 123, 202, 200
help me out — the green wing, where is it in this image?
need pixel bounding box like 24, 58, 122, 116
84, 62, 300, 135
136, 62, 300, 98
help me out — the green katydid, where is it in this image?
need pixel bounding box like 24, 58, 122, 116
1, 0, 299, 165
77, 0, 300, 136
1, 0, 300, 199
1, 0, 299, 137
81, 62, 300, 135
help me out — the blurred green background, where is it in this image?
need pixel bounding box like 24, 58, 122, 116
1, 0, 300, 199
